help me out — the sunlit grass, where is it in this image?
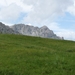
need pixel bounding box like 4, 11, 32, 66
0, 34, 75, 75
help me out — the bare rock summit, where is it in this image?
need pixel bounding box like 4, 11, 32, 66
11, 24, 63, 39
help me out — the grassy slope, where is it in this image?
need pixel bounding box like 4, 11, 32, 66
0, 34, 75, 75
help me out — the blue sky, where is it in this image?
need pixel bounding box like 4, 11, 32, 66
0, 0, 75, 40
56, 12, 75, 29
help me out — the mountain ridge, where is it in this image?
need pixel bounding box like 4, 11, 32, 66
0, 22, 19, 34
0, 22, 63, 39
11, 24, 63, 39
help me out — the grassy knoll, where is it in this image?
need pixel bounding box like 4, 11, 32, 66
0, 34, 75, 75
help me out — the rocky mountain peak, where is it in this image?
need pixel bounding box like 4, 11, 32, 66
0, 22, 19, 34
11, 24, 63, 39
41, 25, 48, 29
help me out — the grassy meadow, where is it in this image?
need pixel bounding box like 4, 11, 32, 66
0, 34, 75, 75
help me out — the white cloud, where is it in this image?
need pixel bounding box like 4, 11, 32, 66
56, 30, 75, 40
23, 0, 74, 25
5, 0, 33, 12
48, 22, 60, 31
0, 3, 22, 22
0, 0, 74, 24
0, 0, 32, 23
67, 0, 75, 16
47, 22, 75, 40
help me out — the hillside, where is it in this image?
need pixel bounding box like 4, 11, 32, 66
0, 34, 75, 75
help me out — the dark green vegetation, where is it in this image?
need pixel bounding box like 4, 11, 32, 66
0, 34, 75, 75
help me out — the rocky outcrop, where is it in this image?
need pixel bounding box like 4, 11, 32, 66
0, 22, 19, 34
11, 24, 63, 39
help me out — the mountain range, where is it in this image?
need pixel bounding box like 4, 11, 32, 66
0, 22, 63, 40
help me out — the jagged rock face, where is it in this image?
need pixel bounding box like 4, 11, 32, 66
0, 22, 19, 34
11, 24, 62, 39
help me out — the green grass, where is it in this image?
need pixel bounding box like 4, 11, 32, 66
0, 34, 75, 75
